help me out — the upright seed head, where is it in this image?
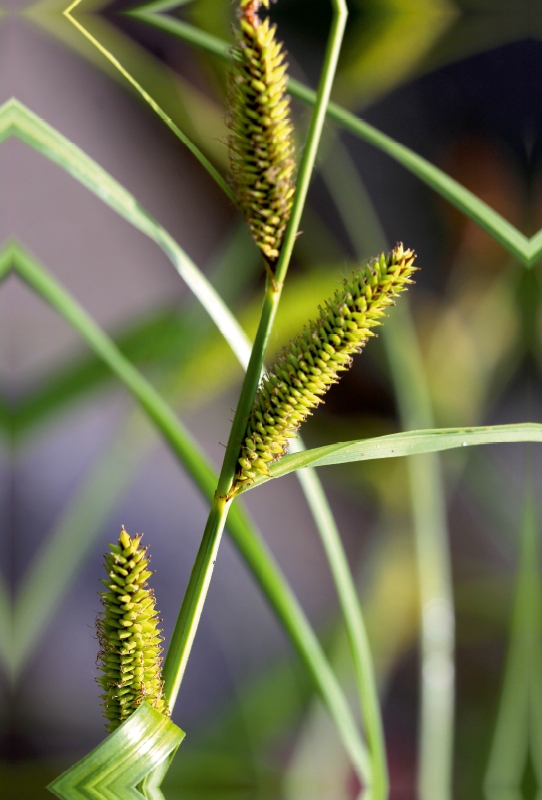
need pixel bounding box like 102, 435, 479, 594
234, 244, 418, 490
227, 0, 296, 266
95, 526, 169, 731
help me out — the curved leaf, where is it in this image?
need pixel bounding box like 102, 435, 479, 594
0, 104, 252, 370
240, 423, 542, 490
49, 702, 185, 800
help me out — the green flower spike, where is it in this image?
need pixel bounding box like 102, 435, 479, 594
234, 244, 418, 488
227, 0, 296, 266
96, 526, 169, 732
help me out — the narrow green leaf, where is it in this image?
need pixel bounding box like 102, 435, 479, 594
13, 416, 150, 674
12, 310, 186, 437
0, 395, 10, 435
291, 449, 386, 794
0, 248, 11, 281
49, 702, 185, 800
240, 423, 542, 488
382, 302, 454, 800
485, 490, 542, 790
0, 575, 12, 676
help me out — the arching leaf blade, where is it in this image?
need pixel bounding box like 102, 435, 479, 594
241, 423, 542, 489
0, 103, 252, 370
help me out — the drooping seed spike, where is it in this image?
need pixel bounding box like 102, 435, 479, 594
95, 527, 169, 731
234, 245, 418, 489
227, 0, 295, 267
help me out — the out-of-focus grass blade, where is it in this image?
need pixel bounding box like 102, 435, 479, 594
289, 439, 387, 796
12, 415, 150, 674
11, 263, 344, 439
12, 224, 259, 439
321, 130, 454, 800
12, 310, 186, 436
0, 577, 12, 675
335, 0, 457, 108
137, 16, 539, 267
381, 302, 454, 800
0, 251, 12, 672
0, 395, 9, 434
0, 103, 252, 370
484, 491, 542, 791
0, 248, 11, 280
240, 424, 542, 488
49, 702, 185, 800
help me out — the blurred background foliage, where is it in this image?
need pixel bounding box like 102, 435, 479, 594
1, 0, 541, 798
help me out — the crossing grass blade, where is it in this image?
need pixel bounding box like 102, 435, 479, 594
381, 302, 454, 800
49, 702, 185, 800
484, 489, 542, 791
11, 311, 188, 437
238, 423, 542, 490
130, 12, 538, 267
10, 262, 350, 440
0, 102, 252, 370
12, 414, 151, 675
0, 576, 12, 676
10, 244, 369, 777
319, 130, 455, 800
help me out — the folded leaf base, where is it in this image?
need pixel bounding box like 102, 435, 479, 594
48, 703, 185, 800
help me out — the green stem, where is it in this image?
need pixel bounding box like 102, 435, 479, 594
12, 243, 369, 779
163, 496, 232, 707
162, 0, 348, 710
484, 487, 542, 789
226, 500, 370, 780
294, 463, 387, 798
383, 304, 454, 800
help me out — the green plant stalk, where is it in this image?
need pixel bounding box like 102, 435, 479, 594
130, 13, 536, 267
292, 453, 388, 799
162, 0, 349, 713
162, 495, 231, 706
10, 245, 370, 779
383, 305, 454, 800
0, 249, 12, 675
0, 576, 11, 678
320, 136, 453, 800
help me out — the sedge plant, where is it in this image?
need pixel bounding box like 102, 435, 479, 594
5, 0, 539, 795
